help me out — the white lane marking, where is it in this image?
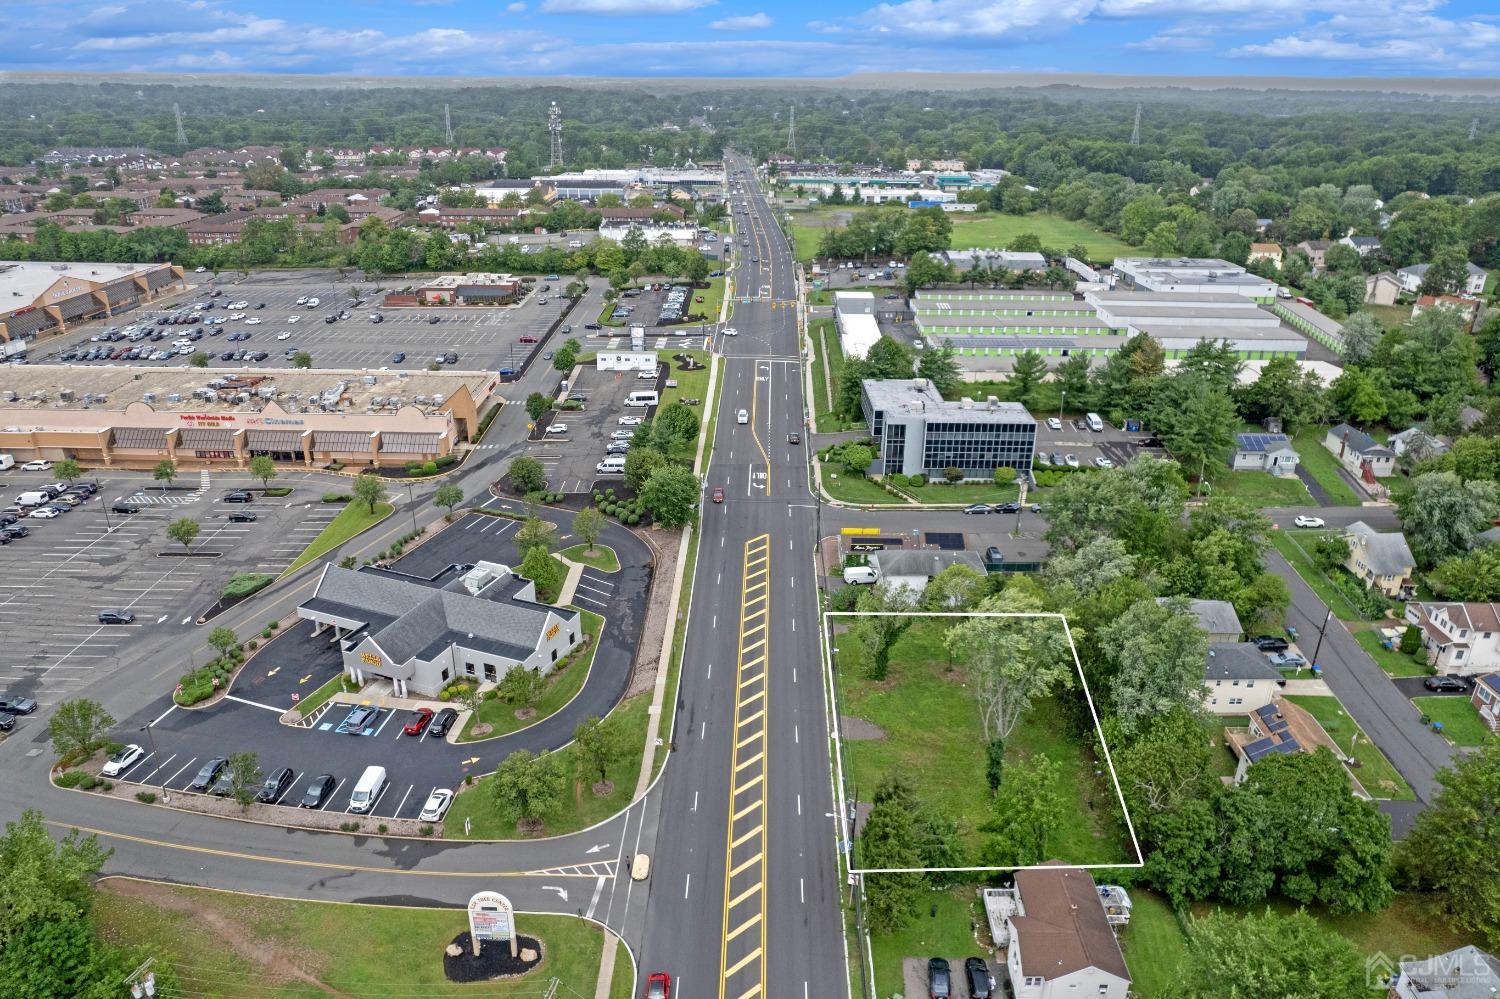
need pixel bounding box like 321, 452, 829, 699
392, 783, 414, 818
156, 615, 168, 623
586, 876, 607, 919
684, 873, 691, 899
150, 703, 178, 727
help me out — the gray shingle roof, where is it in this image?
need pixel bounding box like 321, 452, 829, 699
1328, 423, 1392, 457
1163, 598, 1243, 637
1204, 642, 1282, 682
1344, 521, 1415, 576
872, 549, 986, 578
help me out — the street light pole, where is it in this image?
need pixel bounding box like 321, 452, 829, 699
406, 482, 419, 535
1058, 388, 1066, 425
139, 722, 165, 799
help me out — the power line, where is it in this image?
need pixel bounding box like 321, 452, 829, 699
1129, 103, 1141, 146
444, 103, 454, 147
548, 101, 563, 169
172, 103, 186, 147
787, 104, 796, 159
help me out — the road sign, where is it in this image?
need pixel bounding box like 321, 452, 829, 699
467, 891, 516, 957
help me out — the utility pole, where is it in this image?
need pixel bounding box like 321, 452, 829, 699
173, 103, 187, 148
548, 102, 563, 169
444, 103, 454, 147
125, 958, 158, 998
787, 105, 796, 159
1129, 103, 1142, 146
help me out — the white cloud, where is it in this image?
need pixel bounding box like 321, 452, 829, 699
710, 12, 771, 29
1231, 11, 1500, 70
507, 1, 527, 10
853, 0, 1097, 40
540, 0, 714, 13
1126, 31, 1212, 51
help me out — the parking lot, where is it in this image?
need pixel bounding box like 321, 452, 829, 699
528, 360, 680, 493
1032, 415, 1162, 470
606, 283, 714, 328
103, 507, 651, 826
0, 467, 343, 698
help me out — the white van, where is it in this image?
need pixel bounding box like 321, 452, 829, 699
1085, 412, 1104, 433
16, 490, 50, 508
348, 765, 387, 814
842, 565, 880, 585
596, 456, 627, 474
624, 390, 659, 408
0, 454, 13, 471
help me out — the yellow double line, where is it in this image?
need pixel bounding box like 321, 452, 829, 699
718, 533, 771, 999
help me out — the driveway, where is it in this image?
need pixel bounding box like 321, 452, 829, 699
1392, 676, 1473, 700
1294, 464, 1332, 506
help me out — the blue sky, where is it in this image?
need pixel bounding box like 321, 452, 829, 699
5, 0, 1497, 77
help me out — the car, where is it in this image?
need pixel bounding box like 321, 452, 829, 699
371, 314, 384, 324
97, 609, 136, 624
299, 774, 336, 808
324, 315, 338, 324
20, 460, 51, 471
607, 443, 632, 455
546, 424, 569, 435
428, 707, 458, 739
418, 789, 454, 822
1266, 651, 1308, 668
244, 317, 261, 325
561, 324, 572, 334
276, 331, 291, 340
737, 409, 748, 424
610, 430, 635, 440
0, 713, 12, 730
787, 431, 801, 445
307, 298, 321, 307
256, 302, 266, 309
543, 351, 554, 361
391, 352, 406, 364
295, 296, 309, 305
636, 369, 657, 380
255, 767, 296, 804
1424, 675, 1470, 693
2, 525, 30, 539
712, 486, 724, 504
442, 352, 458, 364
519, 335, 538, 344
99, 743, 146, 777
428, 315, 441, 325
222, 491, 254, 503
220, 350, 235, 361
722, 327, 738, 336
1137, 436, 1164, 449
994, 501, 1021, 513
1046, 416, 1062, 430
402, 707, 434, 737
619, 415, 643, 426
1064, 453, 1081, 468
1251, 635, 1290, 653
287, 315, 300, 324
566, 393, 587, 404
964, 958, 993, 999
585, 322, 602, 330
29, 507, 59, 519
1293, 515, 1326, 528
226, 511, 257, 523
0, 696, 37, 715
195, 266, 207, 273
187, 757, 227, 792
337, 705, 379, 734
646, 972, 671, 999
1093, 456, 1115, 469
928, 958, 951, 999
229, 313, 245, 320
1035, 451, 1050, 466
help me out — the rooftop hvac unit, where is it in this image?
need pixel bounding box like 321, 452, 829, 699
59, 389, 75, 402
361, 375, 376, 386
257, 386, 275, 399
81, 393, 95, 405
166, 393, 182, 403
233, 393, 250, 404
96, 394, 108, 404
372, 396, 385, 407
413, 395, 428, 405
0, 391, 16, 402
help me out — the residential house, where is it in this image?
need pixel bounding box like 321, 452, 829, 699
1226, 700, 1345, 783
1364, 271, 1402, 306
1004, 865, 1132, 999
1248, 242, 1282, 266
1471, 674, 1499, 735
1295, 240, 1331, 270
1389, 427, 1449, 464
1402, 602, 1500, 675
1203, 642, 1284, 715
1161, 598, 1243, 643
1230, 432, 1300, 476
1324, 423, 1395, 479
1397, 262, 1488, 297
1339, 234, 1382, 257
1343, 521, 1416, 599
870, 549, 987, 599
1390, 945, 1500, 999
1412, 294, 1480, 328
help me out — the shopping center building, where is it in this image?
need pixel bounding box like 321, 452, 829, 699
0, 261, 187, 346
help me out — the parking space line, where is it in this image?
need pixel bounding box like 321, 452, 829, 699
163, 757, 198, 788
392, 783, 414, 817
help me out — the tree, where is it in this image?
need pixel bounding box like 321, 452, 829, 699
919, 563, 987, 611
152, 458, 177, 492
945, 591, 1074, 748
980, 754, 1065, 866
1176, 910, 1367, 999
351, 472, 388, 514
865, 336, 913, 380
852, 582, 918, 680
48, 698, 115, 761
509, 455, 546, 494
165, 517, 199, 553
857, 774, 926, 933
1397, 471, 1500, 567
573, 506, 606, 552
433, 483, 464, 520
640, 464, 700, 528
553, 339, 580, 372
53, 458, 81, 487
835, 442, 875, 477
1102, 597, 1208, 733
653, 403, 700, 453
1328, 367, 1387, 425
515, 515, 559, 555
1338, 312, 1383, 368
519, 543, 562, 598
1397, 742, 1500, 946
225, 750, 262, 811
916, 343, 962, 397
1043, 456, 1188, 550
292, 351, 312, 369
573, 713, 626, 787
499, 665, 544, 710
1431, 545, 1500, 600
189, 350, 209, 368
490, 749, 566, 827
1041, 537, 1136, 598
1053, 353, 1092, 413
1152, 377, 1238, 493
525, 392, 551, 423
1008, 350, 1046, 407
207, 626, 238, 658
248, 454, 277, 491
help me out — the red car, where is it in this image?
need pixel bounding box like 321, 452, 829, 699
518, 335, 538, 344
646, 973, 670, 999
402, 707, 434, 736
711, 486, 724, 504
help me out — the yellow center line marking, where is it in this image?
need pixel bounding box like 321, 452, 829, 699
726, 884, 763, 911
737, 985, 764, 999
726, 913, 762, 941
735, 751, 765, 772
736, 708, 765, 729
725, 947, 763, 978
729, 851, 763, 878
734, 773, 764, 796
732, 799, 761, 821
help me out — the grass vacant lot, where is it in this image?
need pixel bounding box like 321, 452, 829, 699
445, 691, 649, 839
93, 881, 609, 999
283, 500, 393, 576
1414, 695, 1497, 747
459, 610, 602, 742
561, 543, 619, 572
947, 212, 1136, 262
866, 887, 985, 999
822, 463, 903, 505
660, 348, 710, 412
1267, 531, 1363, 621
1290, 428, 1364, 506
810, 318, 865, 433
1363, 303, 1415, 330
944, 377, 1062, 416
1351, 627, 1430, 678
1205, 470, 1311, 508
1284, 694, 1415, 799
1119, 890, 1189, 997
836, 619, 1128, 863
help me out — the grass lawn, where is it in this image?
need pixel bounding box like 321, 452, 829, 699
660, 348, 710, 411
1120, 891, 1188, 997
93, 882, 609, 998
947, 212, 1136, 263
609, 958, 635, 999
836, 619, 1128, 862
1352, 627, 1431, 678
1266, 531, 1363, 621
697, 274, 726, 324
786, 205, 854, 261
1207, 716, 1250, 780
1205, 470, 1311, 508
283, 500, 393, 577
446, 690, 649, 839
943, 377, 1062, 416
822, 463, 903, 505
294, 673, 359, 718
458, 610, 603, 742
1284, 694, 1415, 799
1413, 695, 1498, 747
1362, 303, 1414, 330
562, 543, 619, 572
895, 481, 1020, 506
1290, 428, 1364, 506
866, 887, 985, 999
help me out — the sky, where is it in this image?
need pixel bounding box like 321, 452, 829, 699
3, 0, 1498, 78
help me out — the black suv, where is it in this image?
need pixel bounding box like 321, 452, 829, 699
111, 503, 140, 514
429, 707, 458, 739
964, 958, 992, 999
927, 958, 950, 999
97, 609, 136, 625
255, 767, 295, 804
1251, 635, 1290, 653
227, 511, 257, 523
222, 491, 254, 503
187, 757, 227, 792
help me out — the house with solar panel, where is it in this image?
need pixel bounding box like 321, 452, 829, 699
1225, 700, 1355, 788
1230, 432, 1300, 476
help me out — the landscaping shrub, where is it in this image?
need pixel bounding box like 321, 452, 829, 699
377, 824, 388, 834
220, 573, 274, 601
593, 491, 603, 503
268, 620, 279, 631
55, 771, 90, 789
422, 461, 439, 475
135, 791, 157, 804
322, 492, 353, 503
340, 821, 359, 832
419, 824, 435, 837
264, 486, 292, 497
1399, 625, 1422, 654
261, 628, 273, 639
435, 454, 458, 468
438, 689, 451, 702
248, 639, 259, 651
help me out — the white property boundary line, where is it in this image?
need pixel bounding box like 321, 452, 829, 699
821, 610, 1144, 875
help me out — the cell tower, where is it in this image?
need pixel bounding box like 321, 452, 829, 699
1470, 118, 1479, 142
548, 101, 563, 168
444, 104, 454, 147
787, 105, 796, 158
1129, 103, 1142, 146
173, 102, 187, 147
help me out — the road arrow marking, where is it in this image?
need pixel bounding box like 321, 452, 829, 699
462, 756, 480, 766
156, 615, 167, 624
180, 616, 191, 625
541, 886, 569, 902
298, 674, 312, 684
585, 843, 610, 855
266, 667, 280, 678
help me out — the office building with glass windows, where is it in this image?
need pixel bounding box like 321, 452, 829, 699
860, 378, 1036, 481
